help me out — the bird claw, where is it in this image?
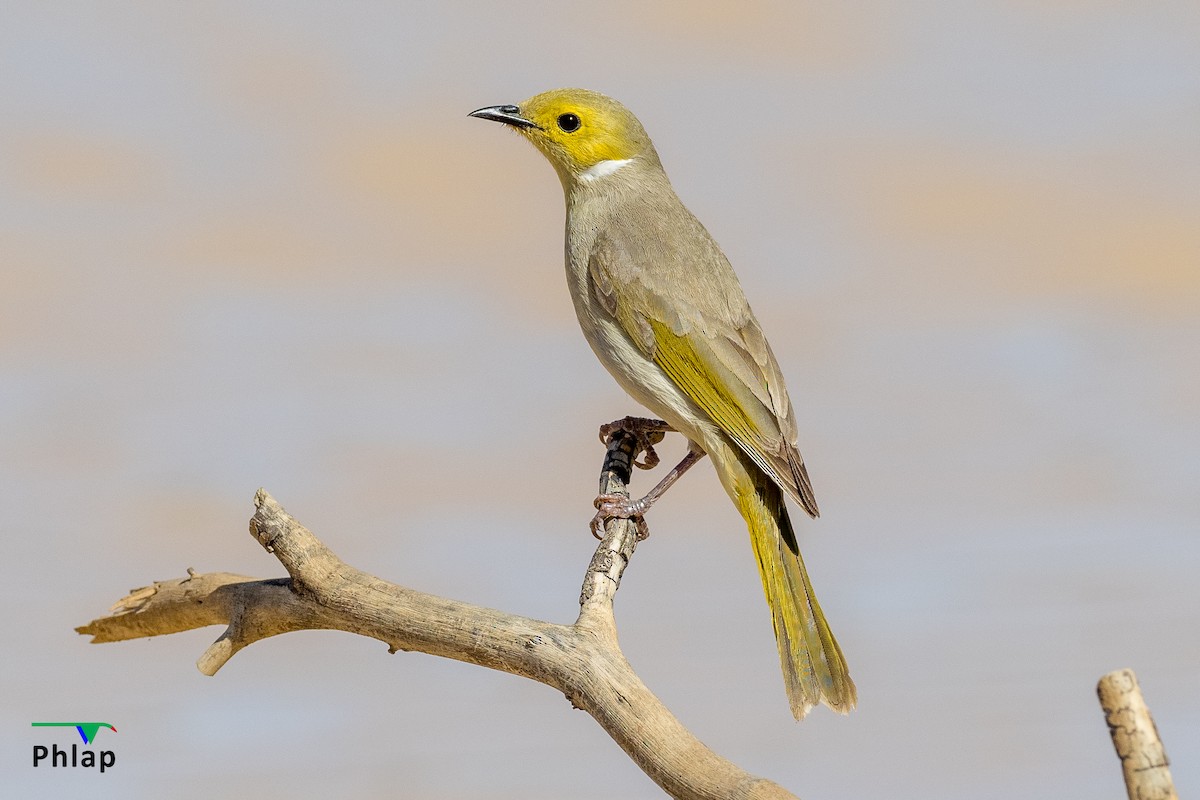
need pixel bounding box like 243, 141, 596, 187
590, 493, 651, 541
598, 416, 672, 470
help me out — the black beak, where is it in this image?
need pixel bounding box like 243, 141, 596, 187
468, 104, 540, 130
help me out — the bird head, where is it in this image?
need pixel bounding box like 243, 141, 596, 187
470, 88, 659, 187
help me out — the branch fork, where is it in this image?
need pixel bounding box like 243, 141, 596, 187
77, 427, 799, 800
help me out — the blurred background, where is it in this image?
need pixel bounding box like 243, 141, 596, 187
2, 2, 1197, 798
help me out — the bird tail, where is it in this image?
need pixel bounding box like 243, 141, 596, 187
722, 448, 856, 719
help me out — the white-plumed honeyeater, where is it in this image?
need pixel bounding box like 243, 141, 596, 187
471, 88, 855, 719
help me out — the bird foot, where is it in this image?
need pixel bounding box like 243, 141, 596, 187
598, 416, 673, 470
590, 493, 652, 541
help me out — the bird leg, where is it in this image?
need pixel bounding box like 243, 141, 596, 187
597, 416, 673, 469
591, 445, 708, 540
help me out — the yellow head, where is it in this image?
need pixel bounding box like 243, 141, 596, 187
470, 88, 660, 186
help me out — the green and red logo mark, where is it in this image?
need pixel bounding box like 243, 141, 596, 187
31, 722, 117, 744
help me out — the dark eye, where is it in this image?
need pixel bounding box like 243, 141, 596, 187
557, 113, 581, 133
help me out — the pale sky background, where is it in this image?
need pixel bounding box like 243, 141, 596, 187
2, 3, 1198, 798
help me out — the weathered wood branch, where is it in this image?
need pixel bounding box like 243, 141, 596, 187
1097, 668, 1178, 800
77, 430, 800, 800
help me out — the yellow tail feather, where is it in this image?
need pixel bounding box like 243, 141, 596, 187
722, 448, 856, 719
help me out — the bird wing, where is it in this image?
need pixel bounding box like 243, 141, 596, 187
588, 230, 819, 518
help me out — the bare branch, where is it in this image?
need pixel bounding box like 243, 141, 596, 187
77, 429, 800, 800
1097, 668, 1178, 800
579, 424, 643, 631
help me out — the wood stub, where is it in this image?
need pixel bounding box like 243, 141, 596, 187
1096, 668, 1177, 800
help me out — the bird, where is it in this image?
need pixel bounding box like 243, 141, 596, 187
470, 89, 855, 719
